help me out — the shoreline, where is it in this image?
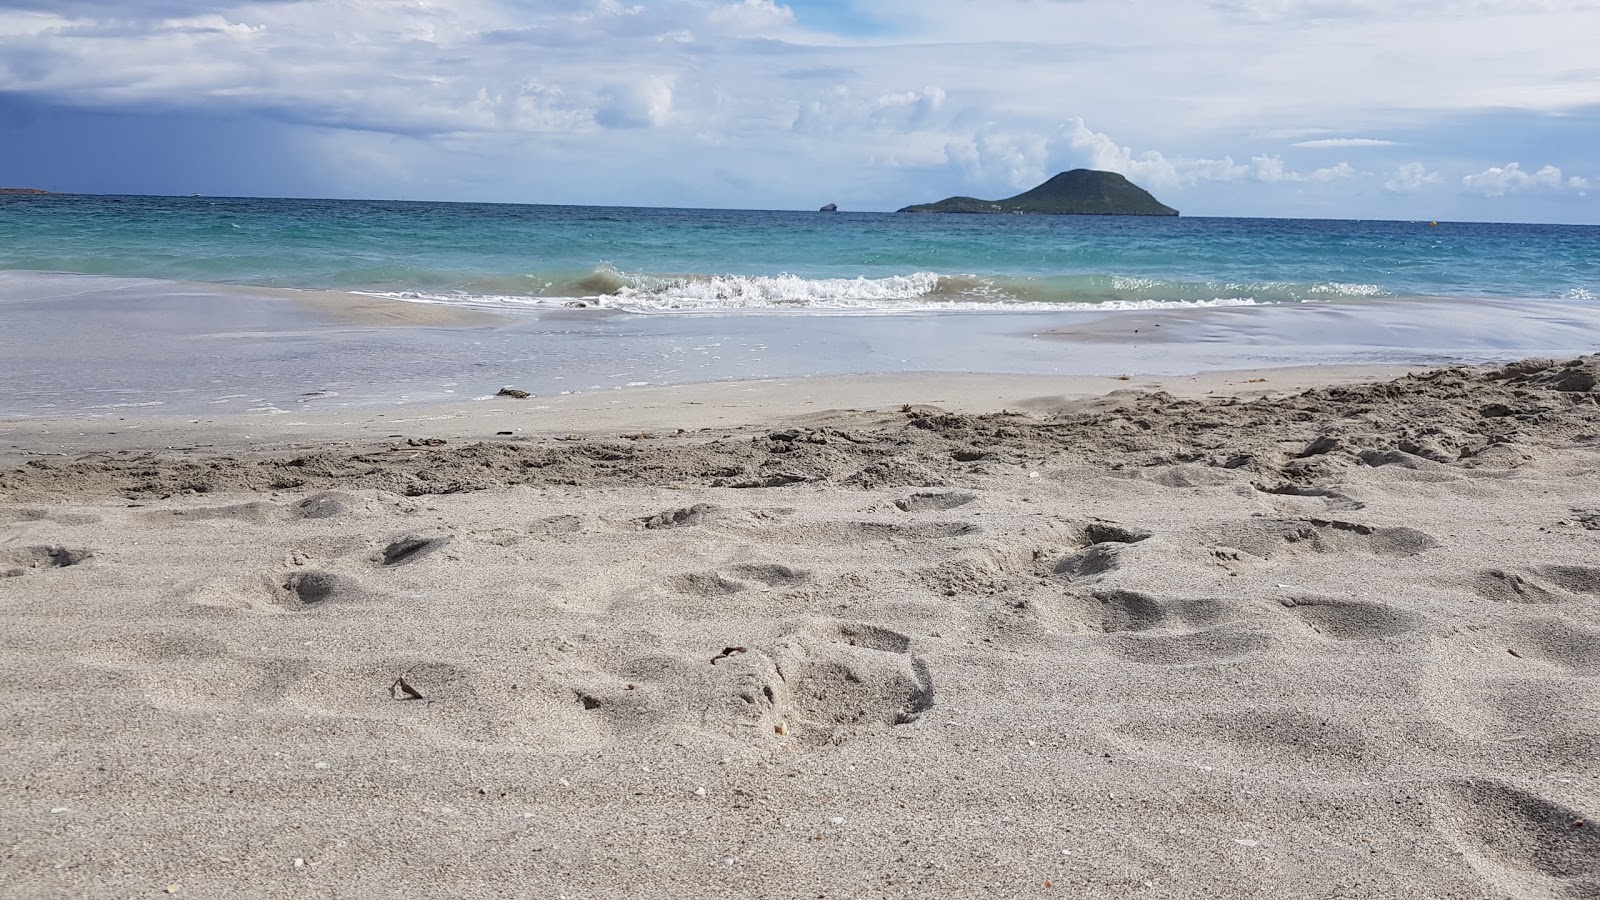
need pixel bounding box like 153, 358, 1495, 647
0, 364, 1422, 467
6, 270, 1600, 422
5, 355, 1594, 501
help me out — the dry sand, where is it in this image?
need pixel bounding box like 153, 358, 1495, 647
3, 357, 1598, 898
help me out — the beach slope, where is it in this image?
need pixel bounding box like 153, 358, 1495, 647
2, 357, 1597, 898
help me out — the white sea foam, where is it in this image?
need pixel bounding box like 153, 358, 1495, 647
1106, 276, 1386, 301
619, 271, 946, 309
356, 268, 1377, 314
366, 288, 1272, 314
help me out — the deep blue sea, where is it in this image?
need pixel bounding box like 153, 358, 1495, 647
3, 194, 1597, 312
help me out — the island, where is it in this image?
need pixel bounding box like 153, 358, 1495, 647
898, 169, 1177, 216
0, 188, 52, 195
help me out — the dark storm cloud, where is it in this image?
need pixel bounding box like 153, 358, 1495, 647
0, 92, 329, 197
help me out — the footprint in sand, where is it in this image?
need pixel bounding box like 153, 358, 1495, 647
638, 503, 794, 532
1536, 565, 1600, 596
143, 500, 281, 524
846, 521, 980, 540
1475, 569, 1566, 604
668, 563, 814, 597
1252, 481, 1367, 511
376, 533, 453, 567
1084, 588, 1228, 633
1051, 520, 1152, 581
1430, 779, 1599, 899
279, 570, 363, 608
894, 491, 978, 513
525, 514, 590, 537
1, 545, 92, 576
669, 571, 749, 597
1279, 595, 1424, 641
1114, 626, 1270, 666
1356, 448, 1448, 470
1474, 566, 1600, 604
730, 621, 934, 745
1498, 619, 1600, 675
0, 507, 101, 526
1075, 589, 1268, 666
1213, 517, 1437, 559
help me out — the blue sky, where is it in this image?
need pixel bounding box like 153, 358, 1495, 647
1, 0, 1597, 222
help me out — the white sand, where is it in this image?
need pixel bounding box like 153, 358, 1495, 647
3, 357, 1598, 898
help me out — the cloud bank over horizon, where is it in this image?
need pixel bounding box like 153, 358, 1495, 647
1, 0, 1597, 222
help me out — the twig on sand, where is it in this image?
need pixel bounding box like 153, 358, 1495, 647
710, 646, 748, 665
390, 670, 424, 700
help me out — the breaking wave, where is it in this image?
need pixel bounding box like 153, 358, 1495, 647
367, 265, 1391, 313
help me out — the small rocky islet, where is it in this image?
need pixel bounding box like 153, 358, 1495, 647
899, 169, 1177, 216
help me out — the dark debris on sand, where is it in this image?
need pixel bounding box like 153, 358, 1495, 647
3, 356, 1596, 501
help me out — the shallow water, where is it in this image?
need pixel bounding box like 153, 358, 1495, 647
4, 272, 1598, 418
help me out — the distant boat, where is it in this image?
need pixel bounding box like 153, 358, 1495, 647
819, 203, 837, 212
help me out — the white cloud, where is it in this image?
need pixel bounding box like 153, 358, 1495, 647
1250, 154, 1294, 183
792, 84, 948, 135
1292, 138, 1397, 148
1060, 121, 1355, 189
708, 0, 795, 31
1061, 119, 1244, 188
1384, 162, 1441, 193
1246, 155, 1357, 183
940, 129, 1052, 188
1308, 161, 1358, 182
1462, 162, 1591, 196
596, 76, 675, 129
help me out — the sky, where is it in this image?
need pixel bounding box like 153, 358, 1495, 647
2, 0, 1598, 222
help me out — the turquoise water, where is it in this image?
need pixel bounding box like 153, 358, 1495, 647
5, 195, 1600, 417
2, 194, 1597, 312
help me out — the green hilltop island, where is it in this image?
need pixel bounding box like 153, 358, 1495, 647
898, 169, 1177, 216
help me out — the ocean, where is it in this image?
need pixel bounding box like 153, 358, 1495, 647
2, 194, 1599, 416
3, 194, 1598, 311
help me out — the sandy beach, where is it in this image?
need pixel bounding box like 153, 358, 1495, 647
7, 0, 1600, 893
3, 354, 1597, 898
